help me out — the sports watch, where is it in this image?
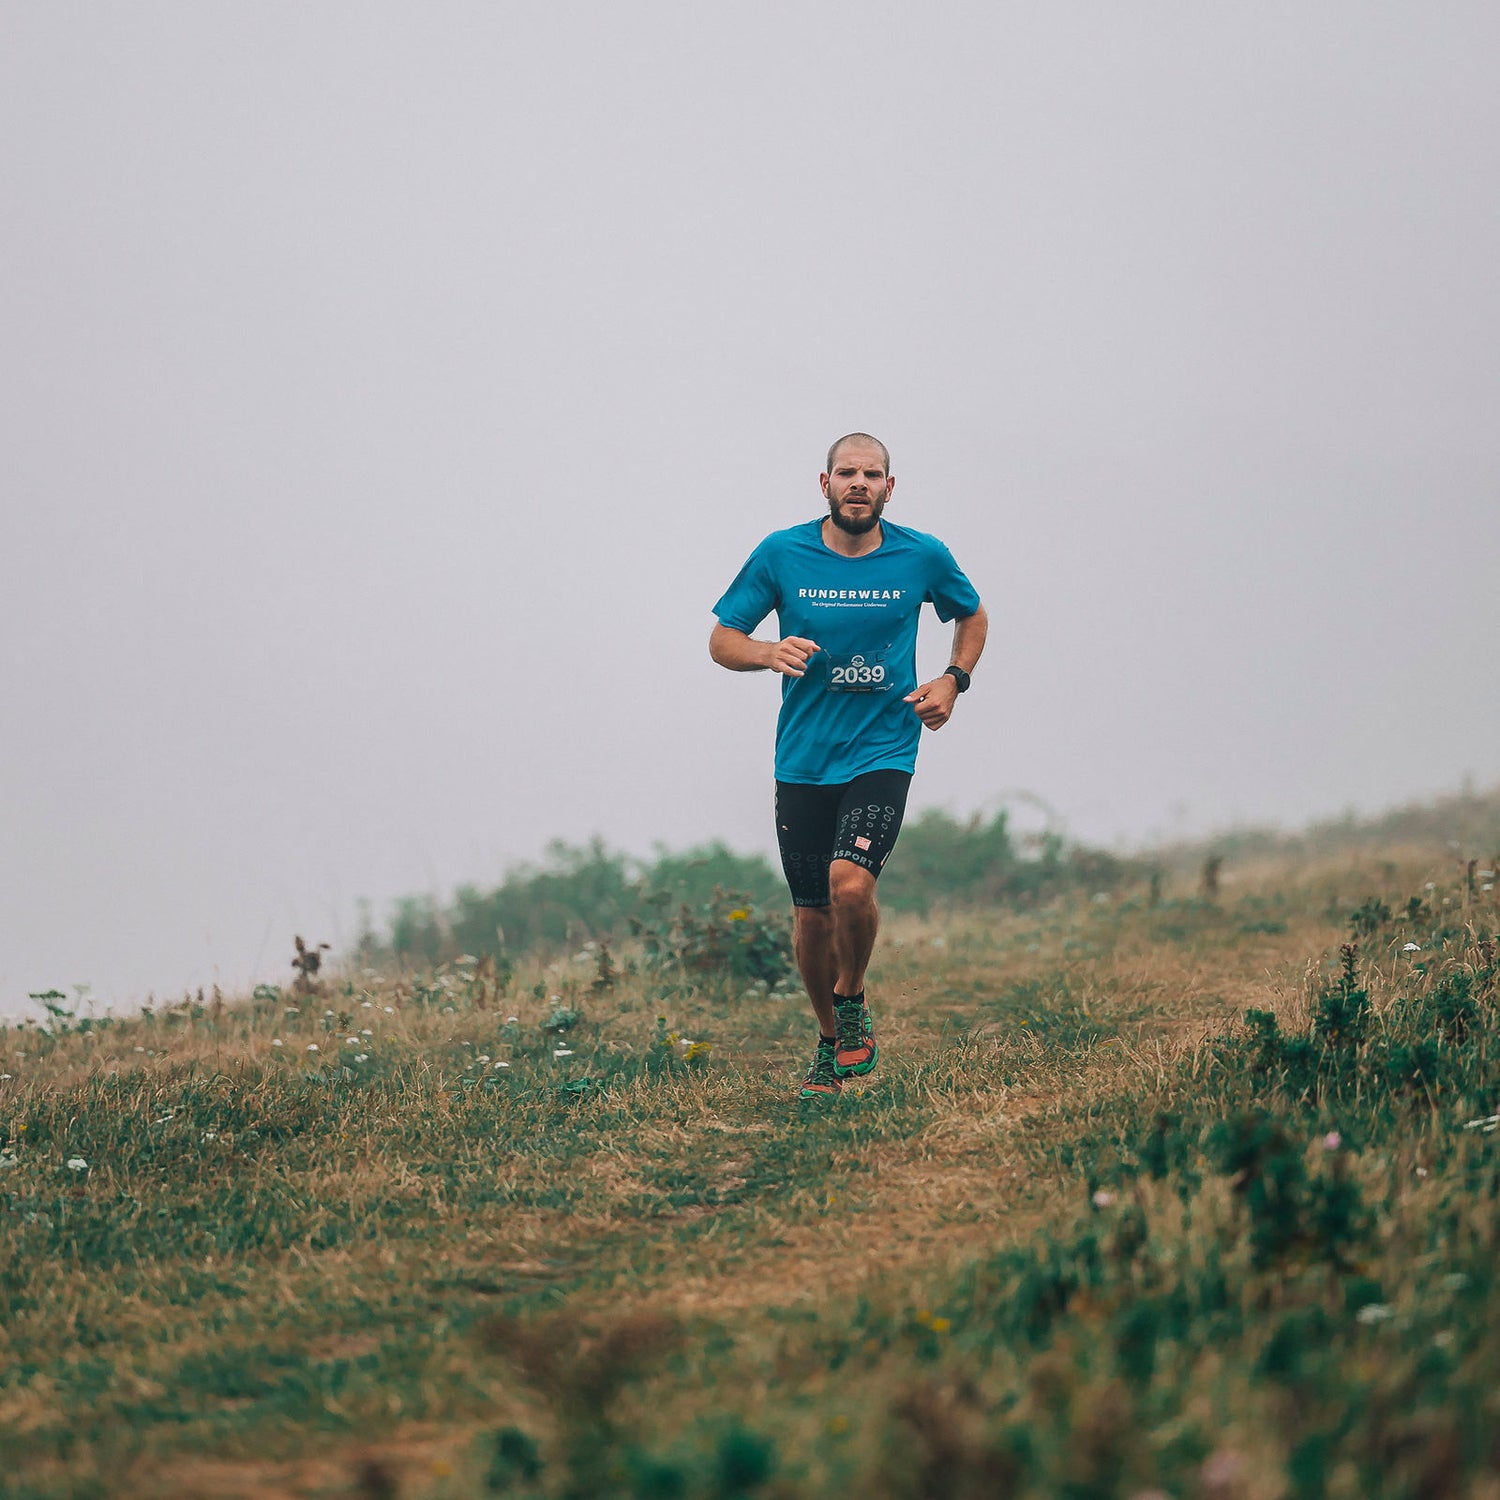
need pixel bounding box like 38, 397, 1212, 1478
944, 665, 972, 693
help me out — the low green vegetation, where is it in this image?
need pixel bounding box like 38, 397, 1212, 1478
371, 810, 1135, 972
4, 796, 1500, 1498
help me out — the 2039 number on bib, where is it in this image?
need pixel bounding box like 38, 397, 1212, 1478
827, 653, 888, 692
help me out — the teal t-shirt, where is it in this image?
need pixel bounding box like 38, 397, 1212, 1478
713, 518, 981, 785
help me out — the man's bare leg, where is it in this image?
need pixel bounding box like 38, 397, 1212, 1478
828, 859, 879, 997
792, 905, 838, 1037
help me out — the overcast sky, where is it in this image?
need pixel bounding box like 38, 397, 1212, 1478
3, 4, 1497, 1013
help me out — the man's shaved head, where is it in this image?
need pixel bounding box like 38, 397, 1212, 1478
825, 433, 891, 476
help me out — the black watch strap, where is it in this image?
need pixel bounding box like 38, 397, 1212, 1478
944, 665, 971, 693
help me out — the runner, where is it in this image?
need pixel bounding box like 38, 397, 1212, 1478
709, 433, 987, 1098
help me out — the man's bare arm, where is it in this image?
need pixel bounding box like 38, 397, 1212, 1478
903, 603, 989, 730
709, 622, 822, 678
949, 603, 988, 674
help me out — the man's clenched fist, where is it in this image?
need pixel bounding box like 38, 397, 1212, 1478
767, 637, 821, 677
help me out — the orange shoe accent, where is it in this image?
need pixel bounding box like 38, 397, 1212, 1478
833, 997, 879, 1077
798, 1038, 843, 1099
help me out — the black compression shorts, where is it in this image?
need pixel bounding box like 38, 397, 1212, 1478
774, 769, 913, 908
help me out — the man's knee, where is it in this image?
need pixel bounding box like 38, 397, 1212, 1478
828, 858, 877, 910
793, 903, 835, 941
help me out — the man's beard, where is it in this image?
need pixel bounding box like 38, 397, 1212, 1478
829, 498, 884, 535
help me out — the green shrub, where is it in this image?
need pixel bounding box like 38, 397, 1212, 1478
631, 891, 796, 993
370, 821, 1136, 966
878, 808, 1134, 915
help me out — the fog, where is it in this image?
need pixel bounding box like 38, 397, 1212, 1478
3, 4, 1497, 1013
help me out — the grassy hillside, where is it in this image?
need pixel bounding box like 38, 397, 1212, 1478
1159, 782, 1500, 873
3, 822, 1499, 1498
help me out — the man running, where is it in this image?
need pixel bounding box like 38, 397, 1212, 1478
709, 433, 987, 1098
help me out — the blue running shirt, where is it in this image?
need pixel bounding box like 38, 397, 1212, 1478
713, 519, 981, 785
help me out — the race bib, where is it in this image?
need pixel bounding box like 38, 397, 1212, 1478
826, 653, 889, 692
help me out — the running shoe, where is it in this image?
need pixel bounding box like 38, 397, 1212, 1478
833, 995, 878, 1077
798, 1037, 842, 1099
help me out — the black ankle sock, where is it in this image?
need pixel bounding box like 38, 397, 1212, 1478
819, 1033, 837, 1046
832, 990, 865, 1006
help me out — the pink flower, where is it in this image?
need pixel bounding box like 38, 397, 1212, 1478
1322, 1132, 1341, 1151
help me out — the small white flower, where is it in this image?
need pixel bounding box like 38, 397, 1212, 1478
354, 1054, 368, 1063
307, 1043, 319, 1052
0, 1152, 20, 1169
1091, 1190, 1115, 1207
271, 1038, 283, 1048
383, 1006, 395, 1014
441, 1004, 455, 1014
360, 1029, 372, 1036
0, 1074, 11, 1081
477, 1054, 491, 1063
284, 1007, 300, 1016
134, 1046, 146, 1053
361, 1001, 373, 1008
1425, 882, 1436, 891
66, 1157, 88, 1172
506, 1015, 519, 1024
345, 1036, 359, 1045
324, 1010, 334, 1017
1463, 1115, 1499, 1130
1403, 942, 1421, 953
1356, 1303, 1393, 1325
553, 1048, 574, 1059
202, 1132, 216, 1142
494, 1060, 509, 1069
1416, 1166, 1429, 1177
